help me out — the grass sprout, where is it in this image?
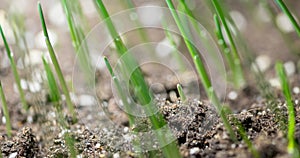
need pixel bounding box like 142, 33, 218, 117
213, 14, 237, 86
0, 82, 12, 138
211, 0, 245, 88
275, 0, 300, 37
38, 2, 76, 122
176, 84, 186, 102
104, 57, 135, 126
276, 62, 297, 155
64, 132, 77, 158
166, 0, 236, 141
0, 25, 28, 110
61, 0, 93, 84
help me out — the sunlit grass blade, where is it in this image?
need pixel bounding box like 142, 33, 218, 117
38, 2, 76, 121
0, 82, 12, 138
211, 0, 245, 88
213, 14, 237, 86
166, 0, 236, 141
275, 0, 300, 37
0, 25, 28, 110
104, 57, 135, 126
276, 62, 297, 155
61, 0, 93, 84
176, 84, 186, 102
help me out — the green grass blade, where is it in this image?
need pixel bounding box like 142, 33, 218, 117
64, 132, 77, 158
275, 0, 300, 37
0, 25, 28, 110
166, 0, 236, 141
38, 2, 76, 121
0, 82, 12, 138
211, 0, 245, 88
176, 84, 186, 102
42, 57, 60, 103
276, 62, 296, 155
104, 57, 135, 126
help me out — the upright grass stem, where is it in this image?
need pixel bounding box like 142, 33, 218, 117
165, 0, 236, 141
276, 62, 296, 155
0, 26, 28, 110
38, 2, 76, 121
211, 0, 245, 88
275, 0, 300, 37
176, 84, 186, 102
0, 82, 12, 138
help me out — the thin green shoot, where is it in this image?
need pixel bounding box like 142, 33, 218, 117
38, 2, 77, 122
42, 56, 67, 128
0, 25, 28, 110
64, 132, 77, 158
275, 0, 300, 37
230, 114, 259, 158
166, 0, 237, 141
211, 0, 245, 88
276, 62, 296, 155
95, 1, 181, 157
61, 0, 93, 84
176, 84, 186, 102
104, 57, 135, 127
0, 82, 12, 138
213, 14, 237, 86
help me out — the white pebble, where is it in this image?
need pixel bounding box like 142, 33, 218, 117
252, 55, 271, 72
284, 61, 295, 76
79, 94, 96, 106
9, 152, 17, 158
20, 79, 28, 90
228, 91, 238, 100
230, 11, 247, 31
49, 2, 66, 26
269, 78, 281, 89
113, 153, 120, 158
293, 87, 300, 94
123, 127, 129, 133
2, 116, 6, 124
28, 81, 41, 93
137, 2, 163, 26
24, 49, 44, 66
189, 147, 200, 155
95, 143, 101, 148
276, 13, 295, 33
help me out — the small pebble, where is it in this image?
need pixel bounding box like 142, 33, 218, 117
49, 2, 66, 26
293, 87, 300, 94
230, 10, 247, 31
228, 91, 238, 100
79, 94, 96, 106
2, 116, 6, 124
189, 147, 200, 155
269, 78, 281, 88
95, 143, 101, 148
113, 153, 120, 158
8, 152, 17, 158
252, 55, 271, 72
123, 127, 129, 133
284, 61, 295, 76
276, 13, 294, 33
137, 2, 163, 26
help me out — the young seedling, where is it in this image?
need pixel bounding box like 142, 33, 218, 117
176, 84, 186, 102
0, 82, 12, 138
95, 1, 181, 157
166, 0, 237, 141
211, 0, 245, 88
104, 57, 135, 126
38, 2, 77, 122
275, 0, 300, 37
276, 62, 297, 155
64, 132, 77, 158
213, 14, 236, 85
61, 0, 93, 84
0, 25, 28, 110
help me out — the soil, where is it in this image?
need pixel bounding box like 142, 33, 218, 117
1, 0, 300, 158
